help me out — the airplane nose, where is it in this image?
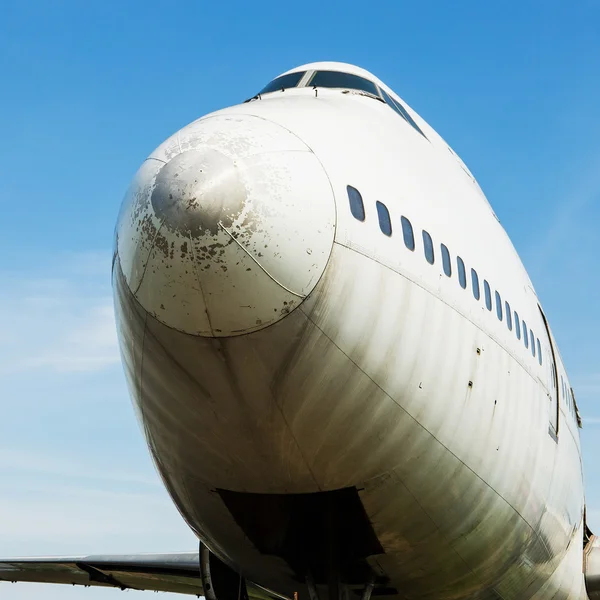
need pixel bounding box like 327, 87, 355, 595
115, 115, 335, 336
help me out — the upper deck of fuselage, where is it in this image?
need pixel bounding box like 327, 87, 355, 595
145, 61, 581, 437
244, 62, 580, 434
167, 62, 534, 322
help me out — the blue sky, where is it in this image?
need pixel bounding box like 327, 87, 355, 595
0, 1, 599, 598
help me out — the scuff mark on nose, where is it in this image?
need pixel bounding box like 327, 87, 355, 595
151, 148, 246, 237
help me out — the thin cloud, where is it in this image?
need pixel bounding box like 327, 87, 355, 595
16, 302, 119, 373
0, 253, 120, 376
526, 152, 600, 276
0, 482, 197, 568
587, 510, 600, 527
576, 373, 600, 396
0, 251, 196, 600
0, 446, 159, 487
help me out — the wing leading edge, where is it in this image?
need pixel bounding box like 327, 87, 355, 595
0, 552, 279, 598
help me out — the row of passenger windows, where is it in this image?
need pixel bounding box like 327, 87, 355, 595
348, 185, 543, 366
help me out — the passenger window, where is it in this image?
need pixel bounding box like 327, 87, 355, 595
514, 312, 521, 339
347, 186, 365, 221
441, 244, 452, 277
484, 280, 492, 311
495, 291, 503, 320
505, 302, 512, 330
457, 257, 467, 288
523, 320, 529, 348
471, 269, 480, 300
401, 216, 415, 251
376, 201, 392, 236
537, 338, 542, 365
422, 231, 434, 264
530, 330, 535, 356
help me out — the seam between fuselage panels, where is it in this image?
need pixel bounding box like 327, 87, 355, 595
327, 240, 583, 552
297, 298, 535, 532
193, 111, 340, 324
297, 297, 555, 592
218, 223, 307, 298
334, 239, 582, 449
187, 229, 217, 337
305, 241, 543, 526
333, 240, 546, 396
115, 246, 325, 492
132, 219, 167, 297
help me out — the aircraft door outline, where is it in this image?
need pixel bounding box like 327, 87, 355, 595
538, 305, 559, 439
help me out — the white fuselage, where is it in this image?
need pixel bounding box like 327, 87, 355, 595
113, 62, 586, 600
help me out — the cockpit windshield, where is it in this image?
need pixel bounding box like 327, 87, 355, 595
257, 70, 381, 98
307, 71, 381, 97
258, 71, 306, 95
254, 69, 428, 140
379, 88, 426, 138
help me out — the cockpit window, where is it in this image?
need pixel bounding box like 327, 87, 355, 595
259, 71, 306, 95
379, 88, 427, 139
307, 71, 381, 97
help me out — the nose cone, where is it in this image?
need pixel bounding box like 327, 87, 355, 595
116, 115, 335, 336
151, 149, 246, 237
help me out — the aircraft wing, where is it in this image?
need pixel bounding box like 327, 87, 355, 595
0, 552, 277, 598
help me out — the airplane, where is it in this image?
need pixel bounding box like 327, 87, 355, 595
1, 61, 599, 600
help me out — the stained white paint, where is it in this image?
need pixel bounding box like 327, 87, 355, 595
1, 62, 592, 600
112, 61, 589, 600
117, 115, 335, 336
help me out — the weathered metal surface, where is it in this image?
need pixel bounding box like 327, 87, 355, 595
117, 114, 335, 337
111, 62, 586, 600
585, 536, 600, 600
